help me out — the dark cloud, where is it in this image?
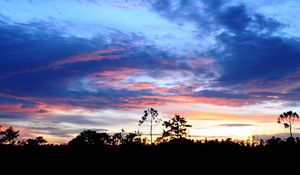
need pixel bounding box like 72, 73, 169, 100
0, 1, 299, 110
0, 113, 29, 119
151, 0, 300, 95
0, 22, 105, 97
203, 1, 300, 86
250, 14, 283, 33
219, 123, 255, 127
0, 19, 218, 112
0, 22, 102, 74
0, 95, 35, 106
151, 0, 299, 81
216, 5, 251, 32
216, 32, 300, 84
0, 21, 165, 105
195, 90, 250, 99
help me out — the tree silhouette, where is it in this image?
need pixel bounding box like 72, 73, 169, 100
68, 130, 111, 146
35, 136, 47, 145
0, 125, 3, 143
79, 130, 98, 145
138, 108, 161, 144
27, 136, 47, 146
26, 138, 38, 146
162, 114, 192, 140
124, 131, 141, 144
0, 127, 19, 144
112, 132, 123, 145
68, 130, 98, 146
96, 132, 111, 145
112, 129, 141, 144
278, 111, 299, 138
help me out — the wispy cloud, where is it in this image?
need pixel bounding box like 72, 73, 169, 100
218, 123, 256, 127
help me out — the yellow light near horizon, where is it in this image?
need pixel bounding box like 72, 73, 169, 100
190, 126, 255, 140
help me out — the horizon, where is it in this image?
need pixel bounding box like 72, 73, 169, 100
1, 0, 300, 144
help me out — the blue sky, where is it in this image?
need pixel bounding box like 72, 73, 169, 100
1, 0, 300, 143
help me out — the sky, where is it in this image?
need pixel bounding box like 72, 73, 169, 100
1, 0, 300, 143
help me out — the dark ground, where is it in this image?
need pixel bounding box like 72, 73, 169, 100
1, 138, 299, 173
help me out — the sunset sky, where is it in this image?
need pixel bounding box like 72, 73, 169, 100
1, 0, 300, 143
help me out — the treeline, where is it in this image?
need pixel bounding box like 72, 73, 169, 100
1, 109, 300, 171
1, 109, 300, 147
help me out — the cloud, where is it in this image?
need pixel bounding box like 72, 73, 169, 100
203, 1, 300, 86
195, 90, 251, 99
50, 47, 131, 68
155, 0, 300, 105
0, 0, 202, 55
218, 123, 256, 127
216, 32, 300, 83
216, 5, 251, 32
1, 0, 300, 142
0, 113, 29, 120
138, 95, 258, 107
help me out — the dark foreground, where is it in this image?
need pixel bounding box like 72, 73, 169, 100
1, 138, 300, 172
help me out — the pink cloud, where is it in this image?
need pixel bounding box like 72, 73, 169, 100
92, 68, 141, 80
135, 95, 259, 107
243, 69, 300, 98
0, 47, 133, 80
51, 47, 130, 67
0, 103, 41, 113
0, 92, 87, 114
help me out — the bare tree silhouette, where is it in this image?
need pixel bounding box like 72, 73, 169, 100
138, 108, 161, 144
278, 111, 299, 138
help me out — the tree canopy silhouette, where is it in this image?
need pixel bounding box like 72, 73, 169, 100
278, 111, 299, 138
68, 130, 109, 146
0, 126, 19, 144
139, 108, 161, 144
162, 114, 192, 140
26, 136, 47, 146
68, 129, 141, 146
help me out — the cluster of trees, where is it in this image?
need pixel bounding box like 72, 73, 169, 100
0, 109, 299, 146
68, 111, 192, 146
68, 129, 143, 146
0, 125, 47, 146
